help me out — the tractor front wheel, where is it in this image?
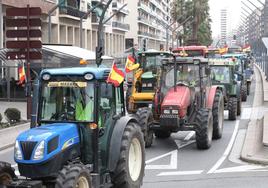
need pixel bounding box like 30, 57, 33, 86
228, 97, 237, 120
0, 161, 16, 186
195, 109, 213, 149
154, 130, 171, 139
212, 90, 224, 139
112, 122, 145, 188
136, 107, 154, 148
55, 163, 92, 188
241, 85, 247, 101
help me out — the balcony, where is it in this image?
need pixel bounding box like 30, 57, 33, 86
91, 14, 111, 25
59, 0, 87, 19
112, 21, 130, 31
138, 31, 159, 39
112, 2, 129, 15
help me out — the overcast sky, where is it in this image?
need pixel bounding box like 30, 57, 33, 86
209, 0, 265, 38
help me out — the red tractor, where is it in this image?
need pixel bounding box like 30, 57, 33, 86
151, 57, 224, 149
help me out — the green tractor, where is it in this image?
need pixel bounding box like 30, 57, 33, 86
0, 67, 146, 188
210, 59, 242, 120
222, 54, 248, 102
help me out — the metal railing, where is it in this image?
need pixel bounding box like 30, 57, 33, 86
112, 21, 130, 30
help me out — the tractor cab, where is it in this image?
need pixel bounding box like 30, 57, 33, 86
209, 58, 242, 120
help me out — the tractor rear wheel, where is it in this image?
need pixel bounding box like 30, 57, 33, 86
0, 161, 16, 186
55, 163, 91, 188
241, 85, 247, 101
228, 97, 237, 120
112, 122, 145, 188
247, 82, 251, 95
212, 90, 224, 139
136, 107, 154, 148
237, 96, 242, 116
154, 130, 171, 139
195, 109, 213, 149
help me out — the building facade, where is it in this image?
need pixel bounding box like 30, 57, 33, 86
220, 9, 227, 46
125, 0, 172, 51
0, 0, 130, 57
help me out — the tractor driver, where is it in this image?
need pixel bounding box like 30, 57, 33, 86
177, 65, 196, 86
215, 68, 229, 82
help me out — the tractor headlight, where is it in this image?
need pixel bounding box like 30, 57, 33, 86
42, 74, 51, 81
142, 83, 147, 87
172, 110, 179, 114
14, 140, 22, 160
33, 141, 45, 160
163, 109, 170, 114
147, 83, 153, 87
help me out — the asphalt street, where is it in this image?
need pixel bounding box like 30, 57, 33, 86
142, 77, 268, 188
1, 76, 268, 188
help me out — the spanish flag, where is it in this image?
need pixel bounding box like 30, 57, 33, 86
18, 64, 26, 85
219, 47, 228, 55
125, 55, 140, 73
107, 62, 125, 87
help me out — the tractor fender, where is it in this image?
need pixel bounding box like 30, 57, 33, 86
108, 114, 139, 172
206, 86, 221, 109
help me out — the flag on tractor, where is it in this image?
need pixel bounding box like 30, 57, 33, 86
107, 62, 125, 87
18, 64, 26, 84
125, 55, 140, 73
219, 46, 228, 55
242, 45, 251, 52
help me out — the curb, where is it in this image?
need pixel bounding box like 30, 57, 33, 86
255, 63, 268, 102
240, 64, 268, 165
0, 122, 30, 151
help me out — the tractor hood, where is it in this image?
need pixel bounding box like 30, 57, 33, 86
15, 123, 80, 164
161, 86, 191, 118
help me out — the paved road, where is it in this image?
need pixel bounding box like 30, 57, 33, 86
142, 77, 268, 188
1, 77, 268, 187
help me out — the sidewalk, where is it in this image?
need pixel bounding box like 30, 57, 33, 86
241, 64, 268, 164
0, 101, 27, 121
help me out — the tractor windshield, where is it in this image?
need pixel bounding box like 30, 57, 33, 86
211, 66, 230, 83
40, 79, 94, 122
161, 64, 199, 93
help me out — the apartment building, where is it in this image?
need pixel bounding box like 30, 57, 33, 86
220, 9, 227, 46
125, 0, 172, 51
0, 0, 130, 57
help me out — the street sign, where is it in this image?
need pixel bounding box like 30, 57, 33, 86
6, 7, 41, 17
6, 30, 42, 38
6, 18, 41, 27
6, 51, 42, 60
6, 41, 42, 49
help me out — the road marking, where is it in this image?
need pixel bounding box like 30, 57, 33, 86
145, 150, 177, 170
241, 108, 252, 120
178, 140, 195, 149
207, 120, 240, 174
157, 170, 203, 176
15, 171, 20, 176
214, 165, 268, 173
184, 131, 195, 141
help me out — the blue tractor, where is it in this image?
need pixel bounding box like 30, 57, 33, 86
0, 67, 145, 187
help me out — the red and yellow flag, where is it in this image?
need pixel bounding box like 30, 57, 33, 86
18, 64, 26, 85
107, 62, 125, 87
125, 55, 139, 73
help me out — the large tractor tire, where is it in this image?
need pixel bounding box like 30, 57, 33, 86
112, 122, 145, 188
247, 82, 251, 95
195, 109, 213, 150
136, 107, 154, 148
228, 97, 237, 120
241, 85, 247, 102
212, 90, 224, 139
55, 163, 92, 188
154, 130, 171, 139
0, 161, 16, 186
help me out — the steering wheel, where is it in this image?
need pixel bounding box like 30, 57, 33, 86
50, 106, 75, 121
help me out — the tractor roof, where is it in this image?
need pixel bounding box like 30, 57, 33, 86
138, 49, 172, 56
222, 53, 247, 58
209, 58, 235, 66
41, 67, 112, 79
174, 57, 209, 64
